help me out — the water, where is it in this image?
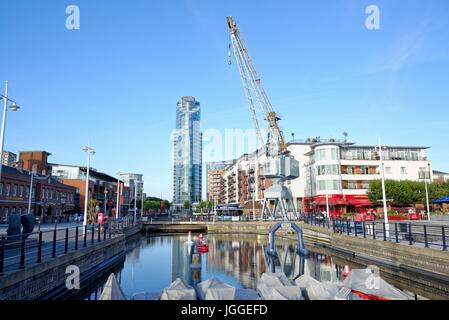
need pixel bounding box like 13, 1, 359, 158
84, 233, 424, 300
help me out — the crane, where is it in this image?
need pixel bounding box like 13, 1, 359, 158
226, 16, 299, 221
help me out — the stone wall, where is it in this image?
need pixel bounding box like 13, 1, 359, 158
0, 235, 125, 300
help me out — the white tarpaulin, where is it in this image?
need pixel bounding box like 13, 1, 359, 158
100, 273, 127, 300
160, 278, 196, 300
197, 278, 236, 300
306, 283, 340, 300
257, 273, 295, 299
343, 269, 409, 300
294, 274, 321, 289
262, 286, 303, 300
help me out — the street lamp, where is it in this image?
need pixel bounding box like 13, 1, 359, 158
0, 81, 21, 184
425, 163, 431, 221
116, 172, 122, 220
82, 144, 95, 231
377, 140, 389, 237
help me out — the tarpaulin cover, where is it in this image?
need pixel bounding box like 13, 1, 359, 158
160, 278, 196, 300
343, 269, 410, 300
262, 286, 303, 300
257, 273, 293, 298
197, 278, 236, 300
99, 273, 127, 300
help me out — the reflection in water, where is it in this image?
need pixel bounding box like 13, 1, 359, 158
85, 234, 350, 299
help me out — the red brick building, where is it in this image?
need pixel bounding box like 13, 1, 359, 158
0, 165, 77, 223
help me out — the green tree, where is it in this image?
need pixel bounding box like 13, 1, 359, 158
183, 200, 191, 209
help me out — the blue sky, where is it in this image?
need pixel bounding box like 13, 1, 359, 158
1, 0, 448, 200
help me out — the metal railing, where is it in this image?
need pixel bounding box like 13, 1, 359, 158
302, 213, 448, 251
0, 216, 140, 275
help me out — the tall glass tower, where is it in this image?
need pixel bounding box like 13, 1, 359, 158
173, 96, 202, 209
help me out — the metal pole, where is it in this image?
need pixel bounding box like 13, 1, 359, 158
27, 172, 34, 214
378, 140, 389, 237
104, 189, 108, 216
425, 163, 431, 221
116, 177, 120, 219
83, 145, 92, 233
141, 181, 144, 217
325, 193, 330, 219
0, 81, 9, 183
134, 183, 137, 222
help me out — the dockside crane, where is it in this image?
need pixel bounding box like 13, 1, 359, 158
226, 16, 299, 221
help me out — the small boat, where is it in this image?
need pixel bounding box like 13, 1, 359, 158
257, 273, 302, 300
197, 277, 236, 300
99, 273, 127, 300
160, 278, 196, 300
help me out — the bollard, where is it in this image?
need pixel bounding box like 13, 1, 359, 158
37, 231, 43, 263
332, 219, 336, 233
20, 235, 26, 269
84, 225, 87, 247
442, 227, 447, 251
64, 228, 69, 253
408, 224, 413, 245
346, 220, 350, 236
75, 227, 79, 250
372, 222, 376, 240
354, 222, 358, 237
98, 224, 101, 242
363, 221, 366, 238
91, 225, 95, 244
104, 225, 107, 240
0, 236, 5, 275
424, 225, 429, 248
383, 223, 386, 241
109, 222, 112, 239
52, 228, 57, 257
395, 223, 399, 243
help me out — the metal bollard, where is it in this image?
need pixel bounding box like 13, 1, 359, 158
98, 224, 101, 242
354, 222, 358, 237
104, 225, 107, 240
37, 231, 43, 263
395, 223, 399, 243
408, 224, 413, 245
64, 228, 69, 253
363, 221, 366, 238
20, 236, 26, 269
52, 228, 57, 257
91, 225, 95, 244
424, 225, 429, 248
372, 222, 376, 240
383, 222, 386, 241
442, 227, 447, 251
0, 236, 5, 275
75, 227, 79, 250
84, 225, 87, 247
346, 220, 350, 236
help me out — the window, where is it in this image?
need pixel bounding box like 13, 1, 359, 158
25, 187, 29, 198
0, 182, 3, 195
19, 185, 24, 197
401, 167, 407, 174
13, 185, 17, 196
6, 184, 10, 196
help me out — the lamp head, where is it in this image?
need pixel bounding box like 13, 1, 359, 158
10, 102, 20, 111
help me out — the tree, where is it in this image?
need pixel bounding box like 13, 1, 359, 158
184, 200, 191, 209
87, 198, 98, 224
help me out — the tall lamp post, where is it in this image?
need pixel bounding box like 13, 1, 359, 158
140, 181, 144, 217
425, 163, 431, 221
0, 80, 21, 184
377, 140, 389, 237
82, 144, 95, 231
116, 172, 122, 219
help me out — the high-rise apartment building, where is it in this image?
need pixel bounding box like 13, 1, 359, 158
173, 96, 202, 209
1, 151, 17, 167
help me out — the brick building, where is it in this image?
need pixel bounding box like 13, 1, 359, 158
0, 165, 77, 223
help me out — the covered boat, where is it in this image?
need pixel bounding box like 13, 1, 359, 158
257, 273, 302, 300
160, 278, 196, 300
99, 273, 127, 300
343, 268, 410, 300
295, 274, 341, 300
197, 277, 236, 300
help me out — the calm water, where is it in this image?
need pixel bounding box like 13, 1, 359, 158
84, 233, 423, 300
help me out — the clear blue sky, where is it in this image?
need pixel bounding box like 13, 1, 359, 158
1, 0, 448, 200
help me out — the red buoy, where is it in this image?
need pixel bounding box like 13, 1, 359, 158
342, 265, 351, 278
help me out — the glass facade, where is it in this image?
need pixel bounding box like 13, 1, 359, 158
173, 96, 202, 207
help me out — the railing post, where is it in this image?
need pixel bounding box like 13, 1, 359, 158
84, 225, 87, 247
98, 224, 101, 242
442, 227, 447, 251
424, 225, 429, 248
0, 236, 5, 275
109, 222, 112, 239
383, 222, 387, 241
354, 221, 358, 237
52, 228, 57, 257
19, 235, 26, 269
64, 228, 69, 253
37, 231, 43, 263
408, 224, 413, 245
75, 227, 79, 250
372, 222, 376, 240
104, 224, 107, 240
346, 220, 350, 236
362, 220, 366, 239
91, 225, 95, 245
332, 219, 336, 233
395, 223, 399, 243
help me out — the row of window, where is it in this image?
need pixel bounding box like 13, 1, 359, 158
0, 182, 33, 198
317, 180, 342, 191
40, 188, 73, 203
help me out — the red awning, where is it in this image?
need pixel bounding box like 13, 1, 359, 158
313, 198, 346, 205
347, 199, 372, 207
